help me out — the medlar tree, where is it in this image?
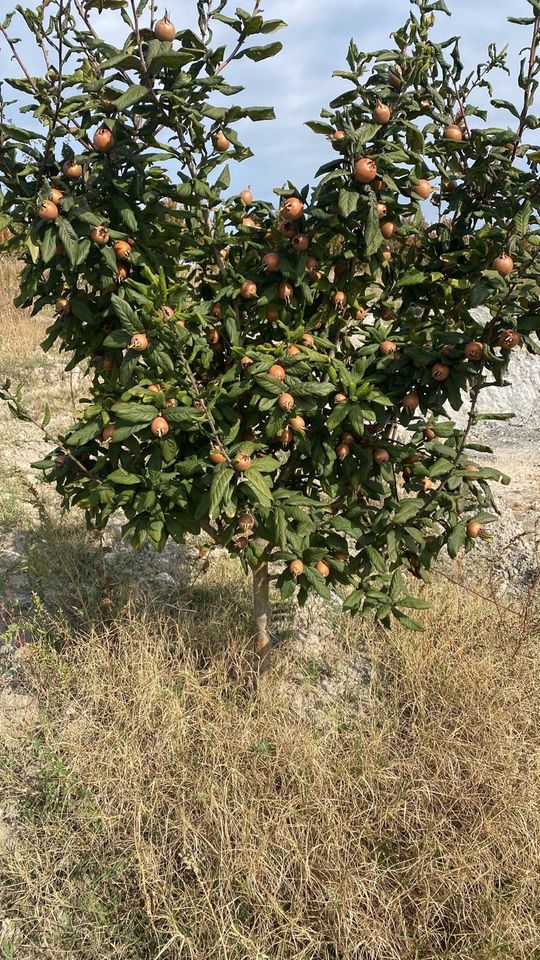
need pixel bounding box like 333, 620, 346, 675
1, 0, 539, 674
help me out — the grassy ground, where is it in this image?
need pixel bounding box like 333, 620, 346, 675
1, 258, 540, 959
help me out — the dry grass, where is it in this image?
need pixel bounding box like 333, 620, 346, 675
0, 258, 46, 370
1, 565, 539, 960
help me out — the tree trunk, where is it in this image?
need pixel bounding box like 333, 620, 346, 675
253, 561, 271, 677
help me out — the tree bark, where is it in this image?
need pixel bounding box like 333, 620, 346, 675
253, 561, 271, 677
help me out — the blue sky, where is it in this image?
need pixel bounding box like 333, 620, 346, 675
0, 0, 537, 199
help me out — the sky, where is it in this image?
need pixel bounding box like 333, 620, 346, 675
0, 0, 537, 199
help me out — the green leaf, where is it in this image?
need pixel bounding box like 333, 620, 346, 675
365, 546, 387, 574
447, 521, 467, 558
111, 402, 158, 422
209, 465, 235, 520
514, 199, 532, 236
67, 421, 101, 445
392, 609, 424, 631
338, 188, 358, 218
239, 42, 283, 61
103, 329, 132, 348
40, 228, 57, 265
113, 84, 149, 111
303, 565, 332, 600
399, 269, 426, 287
260, 19, 287, 33
243, 469, 273, 509
393, 499, 423, 524
108, 468, 142, 486
365, 195, 382, 257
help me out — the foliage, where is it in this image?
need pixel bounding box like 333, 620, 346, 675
0, 0, 540, 627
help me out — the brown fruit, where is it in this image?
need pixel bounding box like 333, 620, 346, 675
240, 355, 253, 369
242, 216, 257, 228
335, 552, 348, 563
492, 253, 514, 276
239, 187, 253, 204
213, 131, 230, 152
336, 442, 350, 460
206, 329, 221, 345
116, 263, 130, 280
373, 102, 392, 124
443, 179, 458, 194
262, 251, 280, 272
150, 416, 169, 437
49, 188, 63, 204
424, 426, 436, 440
102, 356, 116, 372
278, 392, 295, 411
341, 432, 354, 444
499, 329, 520, 349
160, 305, 174, 321
63, 159, 83, 179
354, 157, 377, 183
101, 423, 116, 443
37, 199, 58, 221
332, 130, 346, 142
55, 297, 70, 315
287, 344, 300, 357
464, 341, 483, 362
210, 303, 223, 320
281, 197, 304, 221
289, 559, 304, 578
380, 340, 397, 356
233, 452, 252, 471
279, 220, 297, 238
301, 333, 314, 347
240, 280, 257, 299
210, 449, 227, 464
155, 15, 176, 41
465, 465, 480, 480
315, 560, 330, 578
402, 390, 420, 410
444, 124, 463, 142
269, 364, 286, 381
380, 220, 395, 239
356, 307, 367, 322
467, 520, 483, 539
238, 511, 255, 529
388, 65, 403, 89
93, 127, 115, 153
113, 240, 132, 261
376, 203, 388, 219
148, 383, 162, 393
382, 248, 392, 262
281, 426, 294, 444
412, 179, 432, 200
374, 448, 390, 465
289, 415, 305, 432
291, 233, 310, 252
91, 225, 109, 246
278, 281, 294, 301
334, 392, 347, 404
371, 177, 384, 192
431, 362, 450, 382
380, 306, 394, 321
332, 290, 347, 308
306, 256, 319, 274
130, 333, 148, 352
266, 305, 280, 323
421, 477, 435, 492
